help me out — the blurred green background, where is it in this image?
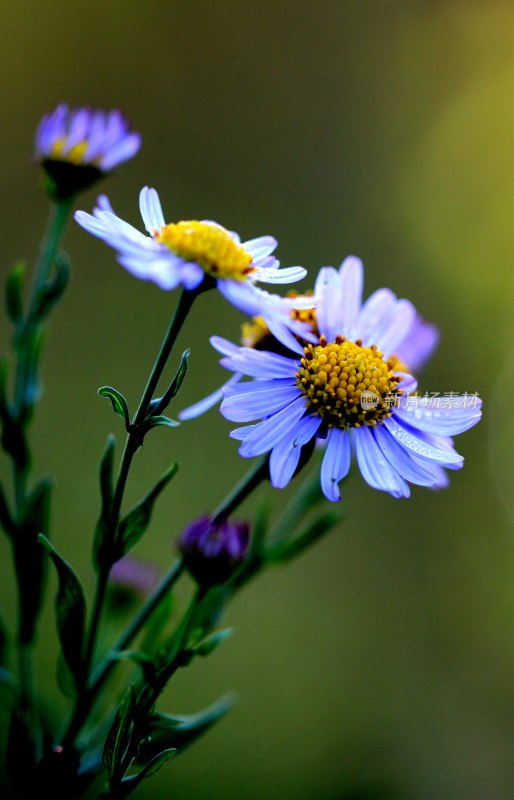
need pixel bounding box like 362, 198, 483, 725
1, 1, 513, 798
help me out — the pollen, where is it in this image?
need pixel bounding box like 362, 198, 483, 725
50, 138, 90, 166
157, 221, 254, 281
296, 336, 404, 428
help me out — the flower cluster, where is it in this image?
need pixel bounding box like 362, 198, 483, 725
72, 118, 481, 505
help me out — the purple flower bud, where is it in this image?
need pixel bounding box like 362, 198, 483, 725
107, 555, 160, 611
178, 516, 250, 586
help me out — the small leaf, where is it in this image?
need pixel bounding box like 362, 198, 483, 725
149, 349, 190, 416
108, 650, 157, 684
143, 415, 180, 430
192, 627, 233, 657
98, 387, 131, 431
38, 534, 86, 687
92, 435, 116, 571
5, 262, 25, 325
116, 463, 179, 560
121, 748, 176, 796
102, 685, 136, 787
141, 693, 235, 756
33, 251, 70, 322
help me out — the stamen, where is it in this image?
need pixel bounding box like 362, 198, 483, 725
296, 336, 404, 428
157, 220, 254, 281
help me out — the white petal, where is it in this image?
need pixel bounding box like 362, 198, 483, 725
139, 186, 166, 234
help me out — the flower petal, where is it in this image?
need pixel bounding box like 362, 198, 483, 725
353, 426, 410, 497
320, 427, 351, 501
338, 256, 363, 339
396, 395, 482, 435
139, 186, 165, 234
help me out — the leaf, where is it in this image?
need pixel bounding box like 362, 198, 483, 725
5, 261, 25, 325
192, 627, 233, 657
149, 349, 190, 416
115, 463, 179, 560
108, 650, 157, 684
98, 386, 131, 432
0, 614, 8, 666
33, 251, 70, 322
266, 512, 339, 564
38, 534, 86, 687
102, 685, 136, 787
14, 478, 52, 643
140, 693, 235, 756
92, 434, 116, 571
142, 415, 180, 430
120, 748, 176, 796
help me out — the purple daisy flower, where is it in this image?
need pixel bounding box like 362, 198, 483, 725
217, 257, 482, 502
74, 187, 307, 301
35, 104, 141, 172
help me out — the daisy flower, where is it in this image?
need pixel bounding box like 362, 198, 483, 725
217, 257, 482, 501
35, 104, 141, 198
74, 187, 306, 303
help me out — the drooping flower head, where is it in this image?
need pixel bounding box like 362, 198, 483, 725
217, 257, 482, 501
178, 515, 250, 587
35, 104, 141, 199
74, 188, 307, 318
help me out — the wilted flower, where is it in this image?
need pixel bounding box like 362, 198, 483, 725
35, 104, 141, 198
216, 257, 482, 501
74, 188, 307, 313
178, 516, 250, 587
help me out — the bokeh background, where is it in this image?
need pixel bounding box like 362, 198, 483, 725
0, 1, 513, 798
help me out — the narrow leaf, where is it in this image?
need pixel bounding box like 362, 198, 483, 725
15, 478, 52, 643
5, 262, 25, 325
102, 685, 136, 787
143, 415, 180, 430
0, 480, 16, 539
92, 434, 116, 571
98, 386, 131, 431
150, 349, 190, 415
266, 512, 339, 564
140, 694, 235, 757
192, 627, 233, 657
116, 463, 179, 560
38, 534, 86, 686
122, 748, 176, 795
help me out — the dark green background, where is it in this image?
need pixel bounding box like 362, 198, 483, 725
0, 2, 513, 798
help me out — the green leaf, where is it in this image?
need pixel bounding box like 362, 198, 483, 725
92, 434, 116, 571
5, 262, 25, 325
98, 386, 131, 431
266, 512, 339, 564
33, 251, 70, 322
121, 748, 176, 796
192, 627, 233, 657
116, 462, 179, 560
14, 479, 52, 643
38, 534, 86, 687
149, 349, 190, 416
143, 415, 180, 430
108, 650, 157, 684
0, 357, 9, 418
102, 685, 136, 787
140, 694, 235, 758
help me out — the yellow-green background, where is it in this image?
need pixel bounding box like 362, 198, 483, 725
0, 2, 513, 798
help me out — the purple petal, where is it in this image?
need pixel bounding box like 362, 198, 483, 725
320, 427, 351, 501
353, 426, 410, 497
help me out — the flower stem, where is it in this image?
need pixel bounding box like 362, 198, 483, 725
83, 288, 198, 678
211, 453, 270, 525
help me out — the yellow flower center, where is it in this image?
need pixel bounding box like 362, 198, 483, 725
50, 137, 90, 166
296, 335, 404, 428
156, 221, 254, 281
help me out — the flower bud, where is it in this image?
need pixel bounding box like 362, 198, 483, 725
178, 516, 250, 587
107, 555, 160, 612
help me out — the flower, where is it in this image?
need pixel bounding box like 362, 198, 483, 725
178, 515, 250, 586
74, 187, 307, 304
217, 257, 482, 501
107, 555, 160, 611
35, 104, 141, 199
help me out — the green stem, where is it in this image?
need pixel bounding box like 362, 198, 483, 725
211, 453, 270, 525
83, 288, 198, 675
62, 559, 185, 747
